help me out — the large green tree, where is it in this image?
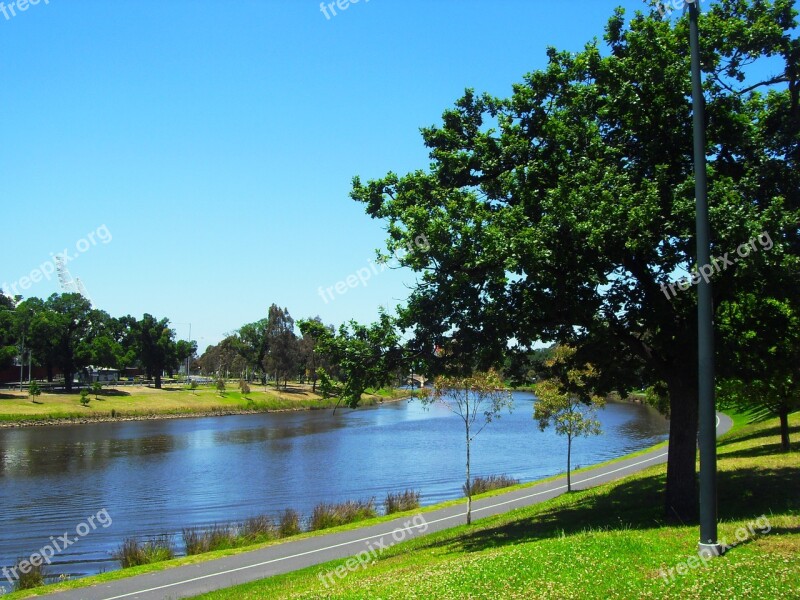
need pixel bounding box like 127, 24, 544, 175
351, 1, 799, 520
134, 314, 177, 389
41, 293, 95, 392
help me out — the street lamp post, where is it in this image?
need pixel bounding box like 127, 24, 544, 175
687, 0, 720, 558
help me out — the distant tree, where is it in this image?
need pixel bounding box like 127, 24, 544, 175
134, 314, 178, 389
197, 336, 247, 379
421, 369, 512, 524
28, 381, 42, 403
718, 293, 800, 452
236, 319, 270, 379
42, 294, 95, 392
0, 292, 17, 369
263, 305, 299, 389
318, 312, 402, 409
176, 339, 198, 377
297, 317, 334, 393
533, 346, 604, 492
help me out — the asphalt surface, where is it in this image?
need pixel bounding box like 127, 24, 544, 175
35, 412, 733, 600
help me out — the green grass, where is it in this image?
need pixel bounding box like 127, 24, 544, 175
0, 384, 409, 424
186, 412, 799, 599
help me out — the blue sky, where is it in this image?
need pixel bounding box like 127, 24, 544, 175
0, 0, 693, 350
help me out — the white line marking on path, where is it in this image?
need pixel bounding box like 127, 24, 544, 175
100, 450, 670, 600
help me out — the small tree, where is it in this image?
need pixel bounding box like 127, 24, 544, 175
28, 381, 42, 404
215, 378, 226, 396
79, 389, 91, 406
533, 346, 604, 492
91, 381, 103, 401
422, 369, 512, 525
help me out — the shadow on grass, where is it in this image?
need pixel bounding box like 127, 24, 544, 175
428, 462, 799, 556
719, 424, 800, 448
720, 441, 800, 459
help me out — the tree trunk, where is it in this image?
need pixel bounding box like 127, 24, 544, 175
665, 374, 699, 522
465, 424, 472, 525
567, 435, 572, 492
779, 405, 791, 452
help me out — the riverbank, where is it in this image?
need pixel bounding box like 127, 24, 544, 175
0, 384, 411, 428
194, 411, 798, 599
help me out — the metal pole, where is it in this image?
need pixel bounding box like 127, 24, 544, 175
19, 332, 25, 392
688, 0, 720, 558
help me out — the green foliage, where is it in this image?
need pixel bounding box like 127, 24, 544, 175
315, 311, 402, 409
308, 499, 378, 531
464, 474, 520, 496
423, 370, 513, 523
27, 381, 42, 403
351, 1, 800, 518
316, 367, 337, 399
134, 314, 179, 389
113, 535, 175, 568
533, 346, 605, 491
11, 557, 46, 590
645, 381, 671, 417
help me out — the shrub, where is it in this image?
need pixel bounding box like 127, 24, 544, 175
278, 509, 301, 537
28, 381, 42, 403
183, 523, 239, 554
463, 474, 520, 496
12, 557, 46, 590
384, 489, 421, 514
309, 499, 377, 531
241, 515, 276, 542
113, 535, 175, 568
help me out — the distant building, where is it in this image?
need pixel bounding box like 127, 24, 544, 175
75, 367, 120, 384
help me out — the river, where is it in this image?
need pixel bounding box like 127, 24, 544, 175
0, 392, 668, 585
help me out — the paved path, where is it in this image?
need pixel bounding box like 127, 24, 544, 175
37, 413, 733, 600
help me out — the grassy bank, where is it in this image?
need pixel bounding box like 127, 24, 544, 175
190, 412, 799, 599
0, 384, 409, 425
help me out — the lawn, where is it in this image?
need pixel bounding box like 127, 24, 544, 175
190, 412, 799, 599
0, 383, 409, 424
